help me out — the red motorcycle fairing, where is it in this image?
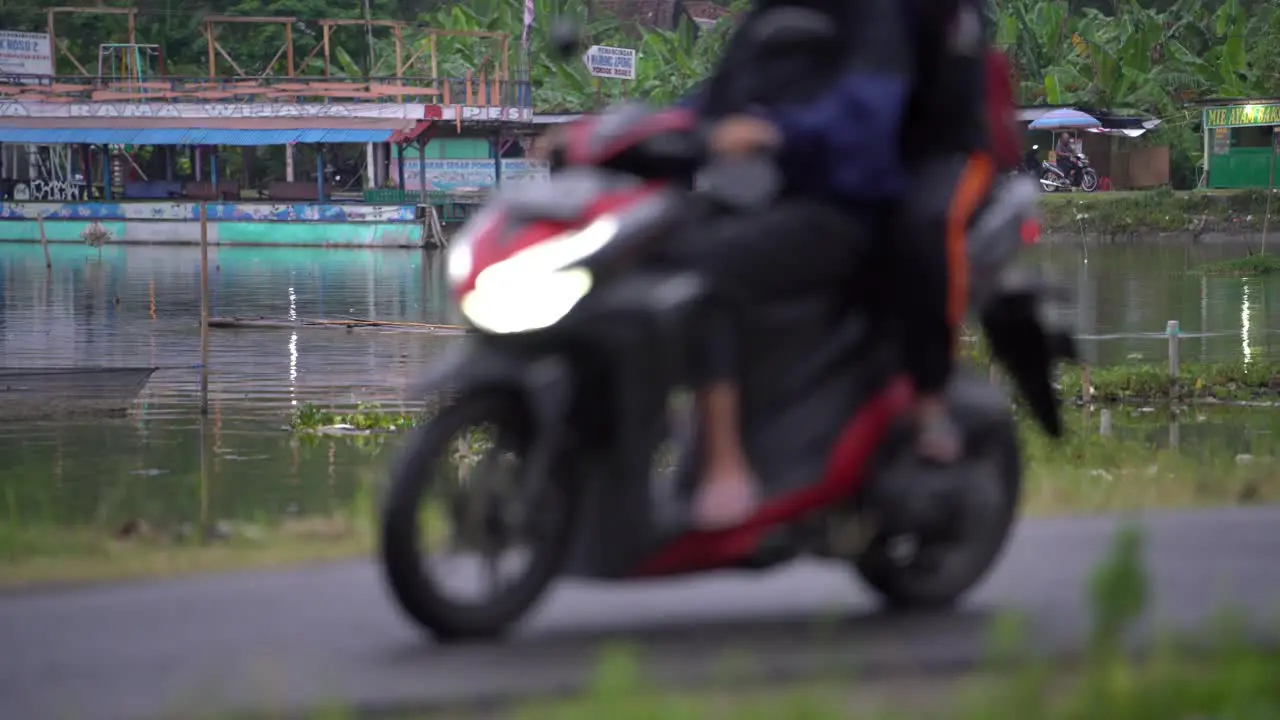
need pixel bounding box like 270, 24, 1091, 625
635, 377, 913, 576
452, 180, 668, 296
561, 106, 698, 168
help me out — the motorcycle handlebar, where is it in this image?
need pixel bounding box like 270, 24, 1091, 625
545, 107, 782, 209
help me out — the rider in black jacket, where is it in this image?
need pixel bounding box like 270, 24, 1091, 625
670, 0, 998, 529
670, 0, 913, 529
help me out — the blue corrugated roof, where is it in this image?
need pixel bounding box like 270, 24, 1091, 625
0, 127, 396, 145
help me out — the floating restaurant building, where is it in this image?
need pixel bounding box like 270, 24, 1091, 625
0, 12, 541, 248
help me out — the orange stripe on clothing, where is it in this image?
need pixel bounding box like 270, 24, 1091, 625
944, 153, 995, 329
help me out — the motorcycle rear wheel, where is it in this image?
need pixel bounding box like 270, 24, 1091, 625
1038, 170, 1061, 193
852, 418, 1021, 610
380, 391, 575, 643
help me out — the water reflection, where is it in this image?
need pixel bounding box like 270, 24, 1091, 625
1, 416, 399, 532
0, 244, 458, 417
1242, 282, 1252, 363
288, 286, 299, 406
1032, 243, 1280, 366
1, 241, 1279, 533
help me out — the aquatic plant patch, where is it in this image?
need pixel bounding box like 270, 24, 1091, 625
1038, 188, 1276, 236
1195, 254, 1280, 276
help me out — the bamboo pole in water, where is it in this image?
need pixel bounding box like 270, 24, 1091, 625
37, 213, 51, 270
199, 202, 210, 417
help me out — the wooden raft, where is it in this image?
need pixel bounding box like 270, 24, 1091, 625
208, 316, 468, 333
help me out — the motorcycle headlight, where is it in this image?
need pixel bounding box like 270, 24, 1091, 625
456, 215, 620, 335
461, 267, 594, 335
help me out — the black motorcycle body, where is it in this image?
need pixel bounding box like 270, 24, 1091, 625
379, 8, 1076, 643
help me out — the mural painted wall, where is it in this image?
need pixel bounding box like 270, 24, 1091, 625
0, 218, 425, 247
0, 202, 417, 223
389, 159, 550, 191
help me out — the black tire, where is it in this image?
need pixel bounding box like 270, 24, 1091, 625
1039, 170, 1060, 192
853, 419, 1021, 611
379, 391, 575, 643
1080, 169, 1099, 193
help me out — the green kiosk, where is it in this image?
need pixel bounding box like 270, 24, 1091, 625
1203, 102, 1280, 189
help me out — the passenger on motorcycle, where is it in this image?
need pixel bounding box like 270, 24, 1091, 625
667, 0, 907, 529
673, 0, 1003, 529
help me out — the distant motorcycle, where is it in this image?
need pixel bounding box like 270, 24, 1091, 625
1039, 152, 1098, 193
1018, 144, 1039, 175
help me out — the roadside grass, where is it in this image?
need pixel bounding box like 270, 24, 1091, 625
0, 519, 372, 591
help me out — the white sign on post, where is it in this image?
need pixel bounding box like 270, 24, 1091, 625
0, 31, 53, 84
582, 45, 636, 80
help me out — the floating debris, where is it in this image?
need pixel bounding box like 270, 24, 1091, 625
81, 222, 111, 255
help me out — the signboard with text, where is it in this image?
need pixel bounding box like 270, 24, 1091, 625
1204, 103, 1280, 129
0, 101, 534, 123
391, 159, 550, 191
0, 30, 52, 84
582, 45, 636, 80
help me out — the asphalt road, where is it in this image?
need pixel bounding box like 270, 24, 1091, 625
3, 506, 1280, 720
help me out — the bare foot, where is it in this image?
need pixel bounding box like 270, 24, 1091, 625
692, 477, 760, 530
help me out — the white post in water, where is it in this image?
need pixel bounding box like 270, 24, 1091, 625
1099, 408, 1113, 437
1166, 320, 1180, 379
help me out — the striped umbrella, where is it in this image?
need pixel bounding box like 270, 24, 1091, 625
1028, 108, 1102, 131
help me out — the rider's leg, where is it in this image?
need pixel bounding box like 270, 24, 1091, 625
894, 153, 995, 463
657, 199, 862, 529
690, 312, 758, 530
1057, 158, 1074, 186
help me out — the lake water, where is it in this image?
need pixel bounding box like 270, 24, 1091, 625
1, 241, 1279, 533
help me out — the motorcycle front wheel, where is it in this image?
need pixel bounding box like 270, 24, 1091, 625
1080, 169, 1099, 193
380, 390, 576, 642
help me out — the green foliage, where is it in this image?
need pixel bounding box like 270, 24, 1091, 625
412, 0, 744, 112
994, 0, 1280, 188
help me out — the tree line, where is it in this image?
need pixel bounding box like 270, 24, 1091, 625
4, 0, 1274, 187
